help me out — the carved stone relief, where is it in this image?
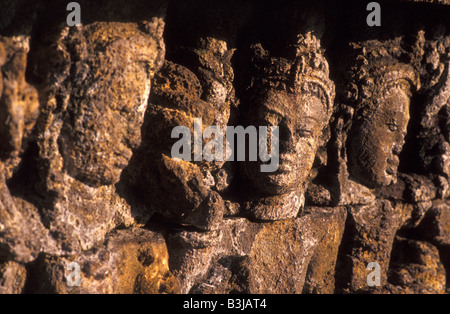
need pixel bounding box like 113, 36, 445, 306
0, 0, 449, 294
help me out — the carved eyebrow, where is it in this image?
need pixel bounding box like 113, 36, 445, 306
301, 116, 321, 125
262, 107, 321, 125
384, 79, 413, 96
262, 106, 285, 118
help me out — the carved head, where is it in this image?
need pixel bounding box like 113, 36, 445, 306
40, 22, 165, 187
345, 44, 419, 188
133, 38, 234, 229
144, 41, 233, 172
242, 33, 335, 196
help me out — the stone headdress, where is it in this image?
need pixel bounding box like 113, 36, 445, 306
248, 32, 335, 119
342, 40, 421, 121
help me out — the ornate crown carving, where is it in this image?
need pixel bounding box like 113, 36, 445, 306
249, 32, 335, 116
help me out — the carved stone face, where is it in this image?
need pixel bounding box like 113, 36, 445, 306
135, 56, 232, 230
58, 23, 162, 186
244, 88, 327, 195
348, 81, 411, 188
144, 60, 229, 168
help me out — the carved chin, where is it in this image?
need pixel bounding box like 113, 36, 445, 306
354, 161, 397, 188
250, 171, 299, 195
372, 170, 396, 187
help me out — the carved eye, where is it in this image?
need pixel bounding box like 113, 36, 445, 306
297, 128, 314, 137
387, 122, 398, 132
296, 118, 318, 138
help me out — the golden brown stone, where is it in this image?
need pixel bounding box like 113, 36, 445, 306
0, 0, 449, 295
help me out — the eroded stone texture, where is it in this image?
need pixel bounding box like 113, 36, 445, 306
36, 20, 165, 187
128, 36, 235, 231
0, 31, 40, 219
302, 208, 348, 294
336, 200, 403, 292
413, 199, 450, 244
25, 228, 179, 294
344, 41, 420, 189
239, 5, 335, 221
415, 42, 450, 199
0, 165, 59, 263
240, 40, 334, 220
0, 260, 27, 294
0, 0, 450, 294
0, 36, 39, 170
375, 173, 437, 230
24, 4, 167, 255
388, 237, 446, 294
167, 207, 346, 294
0, 14, 60, 265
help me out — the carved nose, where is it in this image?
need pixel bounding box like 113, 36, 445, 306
279, 119, 295, 152
392, 138, 405, 156
387, 155, 400, 168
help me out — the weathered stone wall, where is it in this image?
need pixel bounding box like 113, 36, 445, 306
0, 0, 449, 294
